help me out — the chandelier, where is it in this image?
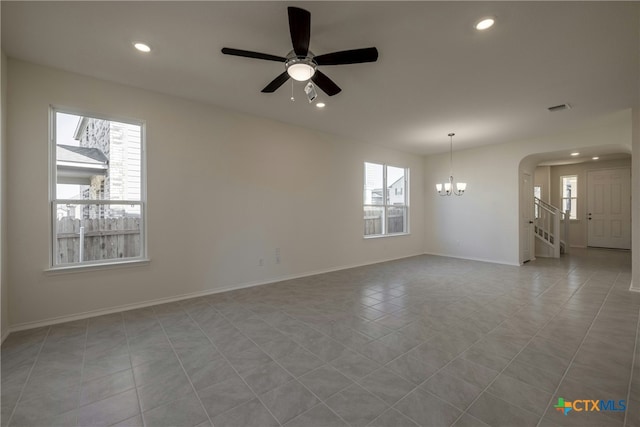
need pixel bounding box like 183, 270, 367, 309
436, 133, 467, 196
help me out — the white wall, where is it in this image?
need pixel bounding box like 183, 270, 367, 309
424, 110, 633, 266
1, 51, 8, 340
6, 59, 425, 328
545, 158, 631, 248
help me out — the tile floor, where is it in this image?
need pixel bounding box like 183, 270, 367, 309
2, 248, 640, 427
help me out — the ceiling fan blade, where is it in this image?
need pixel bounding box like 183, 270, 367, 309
261, 72, 290, 93
221, 48, 286, 62
311, 71, 341, 96
288, 7, 311, 57
314, 47, 379, 65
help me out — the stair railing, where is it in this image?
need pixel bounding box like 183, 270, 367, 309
534, 197, 561, 258
562, 209, 570, 254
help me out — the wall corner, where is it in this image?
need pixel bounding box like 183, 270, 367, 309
1, 50, 9, 340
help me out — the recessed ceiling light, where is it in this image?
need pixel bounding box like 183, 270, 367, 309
133, 42, 151, 53
571, 152, 580, 156
316, 102, 326, 108
592, 156, 600, 160
475, 17, 495, 31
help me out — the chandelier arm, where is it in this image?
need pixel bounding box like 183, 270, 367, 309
449, 175, 457, 196
435, 133, 465, 197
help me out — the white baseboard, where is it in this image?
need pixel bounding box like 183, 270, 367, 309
630, 281, 640, 293
6, 252, 422, 335
422, 251, 520, 267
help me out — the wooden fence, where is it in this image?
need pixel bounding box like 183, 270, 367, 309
56, 217, 141, 264
364, 207, 406, 235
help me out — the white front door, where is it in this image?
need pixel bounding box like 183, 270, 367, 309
587, 168, 631, 249
520, 172, 534, 263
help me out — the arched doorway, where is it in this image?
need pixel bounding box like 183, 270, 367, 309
519, 146, 631, 264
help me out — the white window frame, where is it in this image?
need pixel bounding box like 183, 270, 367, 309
363, 162, 410, 238
560, 175, 578, 220
48, 106, 148, 270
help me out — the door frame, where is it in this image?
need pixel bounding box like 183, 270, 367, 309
520, 171, 535, 263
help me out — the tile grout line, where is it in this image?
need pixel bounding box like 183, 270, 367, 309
151, 308, 215, 427
377, 269, 575, 420
381, 309, 529, 425
444, 270, 603, 426
140, 266, 588, 427
122, 312, 150, 427
195, 301, 355, 427
243, 306, 383, 395
284, 268, 571, 426
366, 296, 553, 424
181, 304, 286, 427
534, 273, 621, 427
72, 319, 90, 427
1, 253, 630, 427
622, 287, 640, 427
5, 326, 52, 427
208, 304, 349, 425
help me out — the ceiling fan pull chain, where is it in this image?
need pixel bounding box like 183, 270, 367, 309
290, 80, 295, 102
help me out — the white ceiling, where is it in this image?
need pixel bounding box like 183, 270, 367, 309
2, 1, 638, 155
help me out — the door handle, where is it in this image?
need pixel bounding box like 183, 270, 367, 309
528, 221, 534, 224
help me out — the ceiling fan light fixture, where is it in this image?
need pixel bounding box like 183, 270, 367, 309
286, 61, 316, 81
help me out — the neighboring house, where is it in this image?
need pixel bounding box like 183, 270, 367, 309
55, 144, 108, 219
388, 176, 405, 206
369, 177, 404, 206
72, 117, 142, 217
370, 188, 383, 205
56, 144, 108, 187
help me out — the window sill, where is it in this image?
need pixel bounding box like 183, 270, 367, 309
45, 258, 151, 275
364, 233, 410, 239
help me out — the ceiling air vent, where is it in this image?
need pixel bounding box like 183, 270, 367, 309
548, 103, 572, 112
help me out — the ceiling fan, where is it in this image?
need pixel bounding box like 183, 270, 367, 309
221, 6, 379, 96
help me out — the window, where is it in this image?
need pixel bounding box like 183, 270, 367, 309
561, 175, 578, 220
51, 109, 146, 267
364, 162, 409, 236
534, 186, 541, 218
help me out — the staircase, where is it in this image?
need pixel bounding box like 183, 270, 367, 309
534, 197, 570, 258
